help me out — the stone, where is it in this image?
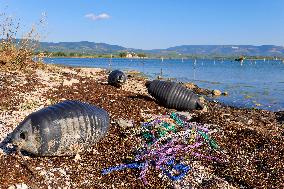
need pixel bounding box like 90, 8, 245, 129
222, 91, 229, 96
184, 82, 196, 89
175, 111, 194, 120
39, 170, 47, 176
212, 89, 222, 96
117, 119, 133, 129
201, 105, 208, 112
15, 183, 29, 189
248, 119, 253, 125
74, 153, 81, 161
199, 96, 205, 103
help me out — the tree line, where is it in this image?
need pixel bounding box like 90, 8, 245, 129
34, 51, 148, 58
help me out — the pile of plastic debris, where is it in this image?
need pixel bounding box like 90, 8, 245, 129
102, 112, 222, 185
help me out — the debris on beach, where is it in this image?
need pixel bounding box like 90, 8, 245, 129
102, 112, 222, 185
108, 70, 127, 87
1, 65, 283, 188
8, 100, 110, 156
146, 80, 204, 110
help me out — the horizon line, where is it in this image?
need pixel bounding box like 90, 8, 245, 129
39, 40, 284, 50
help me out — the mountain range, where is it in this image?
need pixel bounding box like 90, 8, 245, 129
39, 41, 284, 57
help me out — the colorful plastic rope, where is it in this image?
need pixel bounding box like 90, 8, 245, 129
102, 112, 221, 184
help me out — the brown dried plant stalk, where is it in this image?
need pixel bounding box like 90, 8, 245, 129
0, 12, 46, 70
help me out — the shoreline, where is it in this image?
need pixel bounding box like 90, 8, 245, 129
45, 61, 284, 113
0, 63, 283, 188
45, 56, 284, 61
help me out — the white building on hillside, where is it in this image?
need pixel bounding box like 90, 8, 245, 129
126, 52, 139, 58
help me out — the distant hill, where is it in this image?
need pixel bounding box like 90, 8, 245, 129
39, 41, 284, 57
40, 41, 126, 54
160, 45, 284, 57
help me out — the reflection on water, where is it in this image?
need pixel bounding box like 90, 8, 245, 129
44, 58, 284, 111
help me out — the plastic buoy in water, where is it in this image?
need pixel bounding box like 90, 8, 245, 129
9, 100, 110, 156
146, 80, 203, 110
108, 70, 127, 87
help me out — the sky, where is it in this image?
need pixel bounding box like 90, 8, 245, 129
1, 0, 284, 49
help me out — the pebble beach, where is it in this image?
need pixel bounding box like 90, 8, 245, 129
0, 63, 283, 188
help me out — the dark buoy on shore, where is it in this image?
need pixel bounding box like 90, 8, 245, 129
146, 80, 204, 110
9, 100, 110, 156
235, 56, 245, 62
108, 70, 127, 87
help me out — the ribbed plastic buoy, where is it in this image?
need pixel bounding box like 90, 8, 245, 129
146, 80, 203, 110
10, 100, 110, 156
108, 70, 127, 87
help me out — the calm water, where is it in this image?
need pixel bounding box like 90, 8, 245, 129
44, 58, 284, 112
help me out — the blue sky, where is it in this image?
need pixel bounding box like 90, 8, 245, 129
1, 0, 284, 49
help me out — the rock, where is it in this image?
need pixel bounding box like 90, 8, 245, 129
222, 91, 228, 96
74, 153, 81, 161
59, 169, 67, 176
248, 119, 253, 124
39, 170, 47, 176
184, 82, 196, 89
8, 185, 16, 189
9, 183, 29, 189
199, 96, 205, 103
117, 119, 133, 129
45, 99, 52, 105
193, 87, 211, 96
201, 105, 208, 112
175, 112, 194, 120
212, 89, 222, 96
35, 167, 42, 170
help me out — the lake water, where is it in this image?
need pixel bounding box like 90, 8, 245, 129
44, 58, 284, 112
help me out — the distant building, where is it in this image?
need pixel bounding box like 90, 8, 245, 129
126, 52, 139, 58
126, 52, 133, 58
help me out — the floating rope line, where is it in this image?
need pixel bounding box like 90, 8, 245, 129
102, 112, 221, 184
